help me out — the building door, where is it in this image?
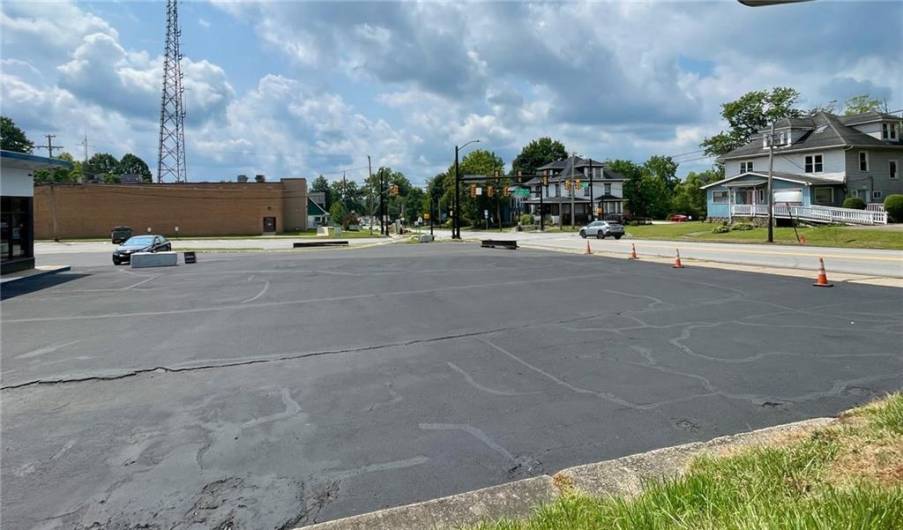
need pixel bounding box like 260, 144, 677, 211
263, 216, 276, 233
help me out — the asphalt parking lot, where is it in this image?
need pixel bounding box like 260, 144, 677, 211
3, 243, 902, 529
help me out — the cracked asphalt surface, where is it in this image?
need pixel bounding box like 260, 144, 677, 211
2, 243, 902, 529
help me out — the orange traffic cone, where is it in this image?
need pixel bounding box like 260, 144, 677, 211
813, 258, 833, 287
628, 244, 638, 260
673, 249, 685, 269
585, 240, 593, 255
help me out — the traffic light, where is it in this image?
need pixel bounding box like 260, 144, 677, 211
564, 179, 571, 191
575, 179, 581, 189
469, 184, 477, 198
542, 176, 549, 186
389, 184, 399, 196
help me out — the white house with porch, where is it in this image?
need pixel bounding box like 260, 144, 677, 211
702, 111, 902, 225
521, 156, 626, 224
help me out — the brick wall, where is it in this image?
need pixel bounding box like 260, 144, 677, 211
34, 179, 307, 239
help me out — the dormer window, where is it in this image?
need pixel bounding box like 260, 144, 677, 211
882, 123, 899, 140
740, 161, 754, 173
805, 154, 823, 173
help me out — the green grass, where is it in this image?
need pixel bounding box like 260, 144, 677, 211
472, 394, 903, 530
623, 222, 903, 250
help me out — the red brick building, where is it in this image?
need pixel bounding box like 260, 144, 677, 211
34, 179, 308, 239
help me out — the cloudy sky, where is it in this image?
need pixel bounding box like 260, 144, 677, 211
2, 1, 901, 184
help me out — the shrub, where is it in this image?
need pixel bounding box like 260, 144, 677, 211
712, 223, 730, 234
884, 194, 903, 222
731, 223, 755, 231
842, 197, 867, 210
519, 213, 534, 226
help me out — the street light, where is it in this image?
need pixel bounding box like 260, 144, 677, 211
453, 139, 480, 239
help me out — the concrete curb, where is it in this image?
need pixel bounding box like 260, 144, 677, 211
298, 417, 835, 529
0, 265, 71, 284
518, 242, 903, 288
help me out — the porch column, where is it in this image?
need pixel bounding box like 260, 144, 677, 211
728, 187, 732, 223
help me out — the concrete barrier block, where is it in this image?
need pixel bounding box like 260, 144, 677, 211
131, 252, 178, 268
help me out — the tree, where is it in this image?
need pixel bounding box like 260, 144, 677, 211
643, 155, 679, 192
844, 95, 884, 116
118, 153, 152, 182
85, 153, 119, 181
607, 160, 647, 217
328, 201, 347, 227
441, 149, 506, 227
33, 152, 80, 184
511, 137, 567, 178
671, 170, 719, 218
330, 178, 364, 213
701, 87, 803, 157
310, 175, 331, 207
1, 116, 34, 153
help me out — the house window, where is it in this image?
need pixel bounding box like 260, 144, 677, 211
712, 190, 729, 204
891, 161, 898, 180
882, 123, 888, 139
804, 154, 823, 173
893, 124, 899, 140
740, 161, 754, 173
604, 183, 611, 195
756, 188, 766, 203
859, 152, 869, 171
872, 190, 883, 200
813, 187, 834, 205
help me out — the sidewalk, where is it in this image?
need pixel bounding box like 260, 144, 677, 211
428, 229, 902, 280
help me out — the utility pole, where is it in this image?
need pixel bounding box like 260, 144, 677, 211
453, 139, 480, 239
342, 171, 348, 211
570, 155, 576, 228
540, 171, 546, 231
588, 158, 595, 221
767, 120, 775, 243
367, 156, 373, 235
36, 134, 63, 158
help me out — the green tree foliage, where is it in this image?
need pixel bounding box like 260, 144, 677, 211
607, 159, 647, 218
844, 95, 884, 116
0, 116, 33, 153
328, 201, 347, 227
118, 153, 153, 182
310, 175, 331, 207
842, 197, 867, 210
85, 153, 119, 181
671, 170, 720, 218
701, 87, 803, 157
329, 178, 364, 214
883, 194, 903, 222
441, 149, 506, 227
643, 155, 679, 192
510, 137, 567, 178
33, 152, 81, 184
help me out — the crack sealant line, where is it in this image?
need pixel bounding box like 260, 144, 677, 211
0, 320, 574, 391
4, 271, 609, 324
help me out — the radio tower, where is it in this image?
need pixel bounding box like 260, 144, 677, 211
156, 0, 187, 183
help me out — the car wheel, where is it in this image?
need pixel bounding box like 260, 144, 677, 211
596, 231, 605, 239
113, 257, 121, 265
579, 230, 586, 238
614, 235, 622, 240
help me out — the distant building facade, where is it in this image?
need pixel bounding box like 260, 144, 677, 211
703, 111, 903, 222
33, 178, 308, 239
521, 156, 626, 223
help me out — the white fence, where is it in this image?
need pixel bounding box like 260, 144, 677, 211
731, 204, 887, 225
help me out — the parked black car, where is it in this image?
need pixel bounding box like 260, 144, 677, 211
113, 235, 171, 265
111, 226, 133, 244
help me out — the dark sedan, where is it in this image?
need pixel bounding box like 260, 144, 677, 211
113, 235, 172, 265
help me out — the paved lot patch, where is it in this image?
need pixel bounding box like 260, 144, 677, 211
2, 244, 901, 528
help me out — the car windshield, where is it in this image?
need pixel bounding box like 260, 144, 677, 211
123, 236, 154, 245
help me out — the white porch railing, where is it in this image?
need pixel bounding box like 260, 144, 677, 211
866, 203, 885, 212
731, 204, 887, 225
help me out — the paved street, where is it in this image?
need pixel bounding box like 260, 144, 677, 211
2, 243, 902, 529
426, 228, 903, 278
